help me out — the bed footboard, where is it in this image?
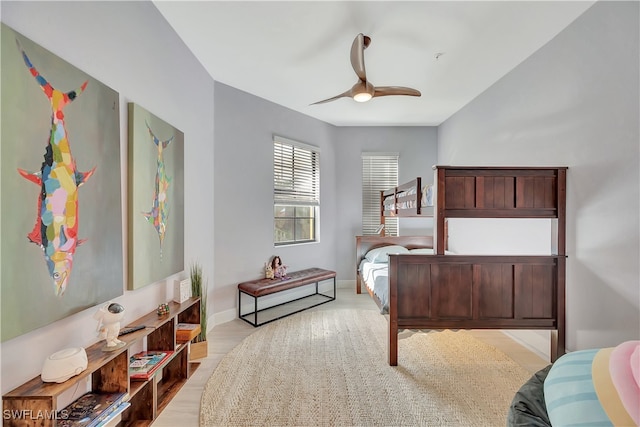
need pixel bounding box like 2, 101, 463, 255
388, 254, 565, 366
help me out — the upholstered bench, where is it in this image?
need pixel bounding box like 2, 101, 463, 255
238, 268, 336, 327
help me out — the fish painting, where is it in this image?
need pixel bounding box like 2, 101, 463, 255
143, 123, 173, 257
16, 41, 95, 296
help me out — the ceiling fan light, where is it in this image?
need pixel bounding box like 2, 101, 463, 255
353, 92, 372, 102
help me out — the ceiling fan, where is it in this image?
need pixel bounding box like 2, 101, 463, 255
311, 33, 421, 105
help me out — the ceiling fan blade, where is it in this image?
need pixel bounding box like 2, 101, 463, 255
312, 34, 421, 106
310, 89, 353, 105
350, 33, 371, 81
373, 86, 422, 98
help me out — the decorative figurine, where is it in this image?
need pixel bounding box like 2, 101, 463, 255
94, 302, 126, 352
265, 262, 275, 279
271, 256, 288, 280
157, 303, 170, 316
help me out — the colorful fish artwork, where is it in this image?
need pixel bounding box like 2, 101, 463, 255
143, 123, 173, 257
16, 41, 95, 296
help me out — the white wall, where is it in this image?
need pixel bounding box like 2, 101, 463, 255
446, 219, 553, 255
438, 1, 639, 351
334, 127, 437, 280
0, 1, 215, 393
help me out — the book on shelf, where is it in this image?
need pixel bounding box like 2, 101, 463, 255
129, 350, 174, 380
93, 401, 130, 427
57, 391, 128, 427
176, 322, 201, 342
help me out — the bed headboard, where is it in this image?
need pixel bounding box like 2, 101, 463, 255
355, 235, 434, 268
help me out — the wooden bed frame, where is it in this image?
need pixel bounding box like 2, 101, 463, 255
380, 177, 433, 235
358, 166, 567, 366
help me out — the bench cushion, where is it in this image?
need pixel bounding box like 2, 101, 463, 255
238, 268, 336, 297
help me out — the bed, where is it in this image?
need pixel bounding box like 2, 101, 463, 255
355, 235, 434, 310
357, 166, 568, 366
379, 177, 433, 236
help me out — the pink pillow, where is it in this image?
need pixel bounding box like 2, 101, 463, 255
609, 341, 640, 425
631, 344, 640, 389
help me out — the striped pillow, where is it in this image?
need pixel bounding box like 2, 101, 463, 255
544, 348, 613, 426
544, 342, 640, 426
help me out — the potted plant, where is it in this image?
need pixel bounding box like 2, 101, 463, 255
189, 262, 208, 359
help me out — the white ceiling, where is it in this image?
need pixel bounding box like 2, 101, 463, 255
154, 1, 595, 126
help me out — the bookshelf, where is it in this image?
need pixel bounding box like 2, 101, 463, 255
2, 297, 202, 427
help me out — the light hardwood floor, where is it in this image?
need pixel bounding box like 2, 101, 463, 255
153, 286, 549, 426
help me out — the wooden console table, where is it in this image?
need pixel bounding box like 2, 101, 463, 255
238, 268, 336, 327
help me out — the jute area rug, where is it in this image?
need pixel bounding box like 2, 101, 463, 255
200, 309, 531, 426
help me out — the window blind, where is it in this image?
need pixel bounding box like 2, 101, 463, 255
274, 136, 320, 206
362, 153, 398, 236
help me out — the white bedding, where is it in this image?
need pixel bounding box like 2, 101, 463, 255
359, 260, 390, 313
360, 248, 450, 314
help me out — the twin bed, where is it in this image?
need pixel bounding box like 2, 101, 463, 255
381, 176, 434, 221
356, 235, 436, 312
356, 166, 567, 366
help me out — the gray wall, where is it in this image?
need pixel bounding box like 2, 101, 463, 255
334, 127, 438, 280
438, 1, 639, 351
213, 82, 338, 315
0, 1, 214, 392
213, 83, 438, 309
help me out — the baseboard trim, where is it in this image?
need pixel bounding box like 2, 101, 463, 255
337, 279, 354, 289
502, 330, 550, 361
212, 309, 236, 327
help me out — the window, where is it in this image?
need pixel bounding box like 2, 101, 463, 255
274, 136, 319, 245
362, 153, 398, 236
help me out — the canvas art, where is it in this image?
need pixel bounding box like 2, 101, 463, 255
128, 103, 184, 290
0, 24, 123, 342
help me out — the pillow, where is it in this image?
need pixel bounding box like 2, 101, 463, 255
364, 245, 409, 263
408, 248, 434, 255
422, 184, 434, 207
544, 349, 611, 427
544, 342, 640, 427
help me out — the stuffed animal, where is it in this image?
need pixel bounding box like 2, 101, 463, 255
265, 262, 275, 279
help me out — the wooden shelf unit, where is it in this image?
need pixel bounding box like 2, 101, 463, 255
2, 297, 201, 427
